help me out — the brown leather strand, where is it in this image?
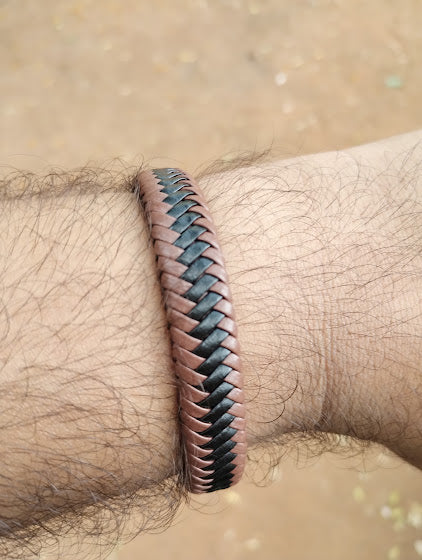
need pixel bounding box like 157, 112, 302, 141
134, 168, 246, 493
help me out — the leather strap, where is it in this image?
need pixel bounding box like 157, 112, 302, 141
133, 168, 246, 493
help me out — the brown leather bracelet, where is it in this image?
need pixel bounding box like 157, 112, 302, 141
133, 168, 247, 493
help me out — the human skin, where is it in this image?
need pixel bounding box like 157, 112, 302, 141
0, 130, 421, 554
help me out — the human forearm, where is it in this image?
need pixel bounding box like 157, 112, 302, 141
0, 176, 181, 531
0, 131, 421, 549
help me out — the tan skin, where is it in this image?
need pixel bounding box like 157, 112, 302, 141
0, 130, 420, 553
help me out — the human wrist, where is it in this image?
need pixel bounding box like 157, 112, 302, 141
198, 161, 328, 445
200, 130, 422, 467
318, 131, 422, 467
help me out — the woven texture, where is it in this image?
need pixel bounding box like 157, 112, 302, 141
134, 168, 246, 493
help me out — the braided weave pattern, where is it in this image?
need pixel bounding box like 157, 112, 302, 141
134, 168, 246, 493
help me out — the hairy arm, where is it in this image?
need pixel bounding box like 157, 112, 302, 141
0, 131, 421, 555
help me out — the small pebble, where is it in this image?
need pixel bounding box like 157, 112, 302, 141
384, 75, 403, 89
391, 507, 406, 531
274, 71, 288, 86
391, 507, 404, 521
380, 505, 392, 519
407, 503, 422, 528
178, 49, 198, 64
353, 486, 366, 503
388, 490, 400, 507
387, 545, 400, 560
223, 528, 237, 541
224, 490, 241, 505
248, 1, 261, 14
414, 540, 422, 557
282, 101, 295, 114
244, 537, 261, 551
53, 16, 64, 31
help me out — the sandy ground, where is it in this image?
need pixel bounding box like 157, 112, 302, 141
1, 1, 422, 559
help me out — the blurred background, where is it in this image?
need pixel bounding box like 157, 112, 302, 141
1, 1, 422, 559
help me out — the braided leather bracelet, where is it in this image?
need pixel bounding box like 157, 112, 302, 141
133, 168, 246, 493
